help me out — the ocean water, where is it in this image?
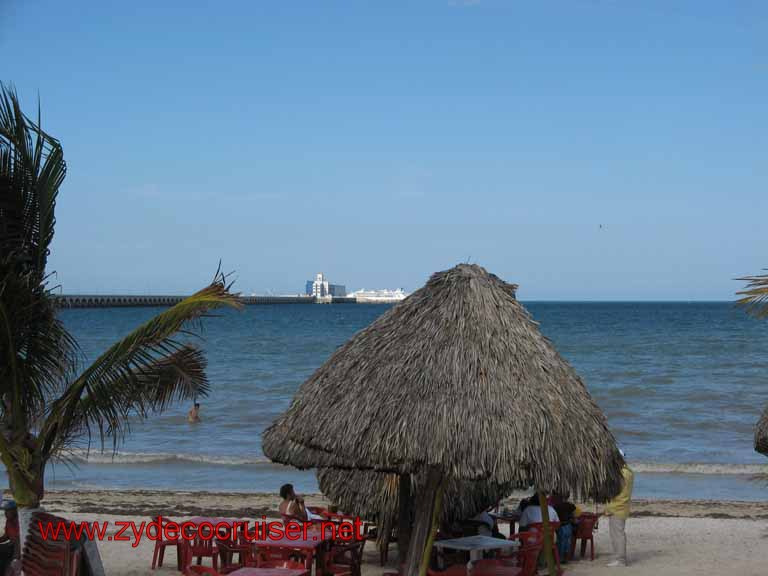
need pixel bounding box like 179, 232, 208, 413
7, 302, 768, 501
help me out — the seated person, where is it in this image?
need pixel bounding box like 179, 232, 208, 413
471, 508, 495, 537
471, 506, 507, 540
550, 492, 576, 562
0, 501, 19, 576
518, 495, 559, 531
279, 483, 308, 521
279, 484, 324, 522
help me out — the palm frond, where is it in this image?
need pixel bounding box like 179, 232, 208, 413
43, 345, 208, 458
39, 274, 242, 458
0, 84, 74, 429
736, 270, 768, 318
1, 89, 241, 508
0, 83, 64, 274
0, 267, 77, 431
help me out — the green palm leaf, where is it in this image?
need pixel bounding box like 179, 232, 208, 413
736, 271, 768, 318
40, 274, 242, 459
0, 273, 77, 428
44, 346, 208, 459
1, 84, 75, 435
0, 83, 64, 272
1, 86, 244, 511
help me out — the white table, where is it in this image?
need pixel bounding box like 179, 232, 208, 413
434, 535, 519, 562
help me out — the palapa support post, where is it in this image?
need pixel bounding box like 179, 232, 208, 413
398, 473, 413, 565
404, 468, 442, 576
419, 478, 444, 576
538, 491, 557, 576
378, 514, 393, 565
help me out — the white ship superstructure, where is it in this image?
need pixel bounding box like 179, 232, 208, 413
349, 288, 408, 303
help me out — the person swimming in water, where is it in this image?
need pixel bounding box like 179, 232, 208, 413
188, 402, 201, 423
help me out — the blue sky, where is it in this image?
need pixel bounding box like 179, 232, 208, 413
2, 1, 766, 299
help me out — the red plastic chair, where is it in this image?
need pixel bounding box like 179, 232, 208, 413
526, 522, 561, 572
217, 538, 253, 573
22, 540, 79, 576
216, 526, 257, 574
470, 531, 544, 576
151, 516, 182, 570
324, 540, 366, 576
23, 511, 81, 576
478, 531, 543, 572
253, 546, 312, 569
512, 529, 543, 547
570, 513, 599, 561
181, 527, 220, 571
516, 533, 546, 576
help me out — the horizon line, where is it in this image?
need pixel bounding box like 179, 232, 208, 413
54, 293, 738, 304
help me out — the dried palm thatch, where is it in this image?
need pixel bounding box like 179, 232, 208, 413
317, 468, 513, 523
263, 263, 624, 501
755, 405, 768, 456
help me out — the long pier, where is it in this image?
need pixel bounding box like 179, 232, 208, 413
54, 294, 357, 308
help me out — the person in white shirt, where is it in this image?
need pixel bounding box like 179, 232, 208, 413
518, 496, 559, 530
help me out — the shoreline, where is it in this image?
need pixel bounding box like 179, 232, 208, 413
24, 489, 768, 520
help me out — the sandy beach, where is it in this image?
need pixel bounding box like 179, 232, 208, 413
26, 490, 768, 576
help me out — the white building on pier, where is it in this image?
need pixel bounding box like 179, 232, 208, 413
305, 273, 346, 298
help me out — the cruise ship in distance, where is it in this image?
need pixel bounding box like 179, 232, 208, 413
347, 288, 408, 303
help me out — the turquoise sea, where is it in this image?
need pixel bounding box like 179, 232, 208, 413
7, 302, 768, 501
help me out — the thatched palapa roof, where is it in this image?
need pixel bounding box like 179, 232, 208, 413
755, 405, 768, 456
263, 264, 624, 500
317, 468, 514, 523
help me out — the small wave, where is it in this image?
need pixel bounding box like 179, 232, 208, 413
63, 452, 768, 476
632, 461, 768, 475
66, 450, 273, 467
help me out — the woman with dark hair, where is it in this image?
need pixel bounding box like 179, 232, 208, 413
279, 483, 308, 520
518, 495, 559, 531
